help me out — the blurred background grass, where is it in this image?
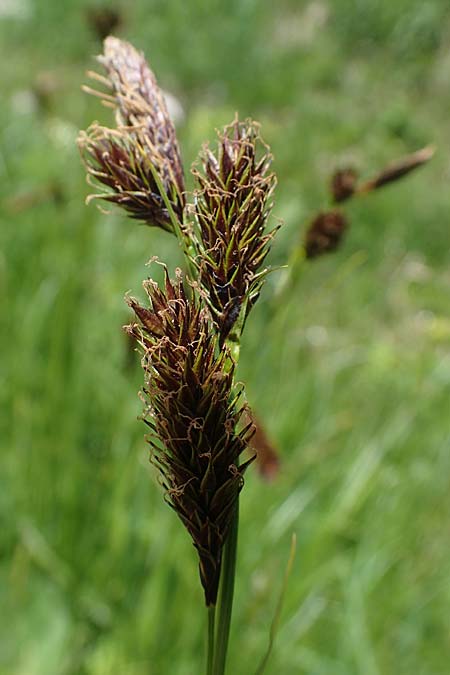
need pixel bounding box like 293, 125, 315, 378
1, 0, 450, 673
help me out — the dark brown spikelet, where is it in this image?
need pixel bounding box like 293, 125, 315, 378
97, 37, 185, 199
358, 145, 435, 194
125, 269, 254, 606
304, 210, 348, 259
191, 118, 278, 340
79, 37, 185, 231
331, 167, 358, 203
79, 124, 178, 232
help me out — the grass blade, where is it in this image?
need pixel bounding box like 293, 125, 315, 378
254, 533, 297, 675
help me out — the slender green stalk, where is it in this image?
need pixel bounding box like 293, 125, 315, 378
254, 533, 297, 675
207, 605, 216, 675
208, 313, 245, 674
213, 498, 239, 675
147, 162, 197, 277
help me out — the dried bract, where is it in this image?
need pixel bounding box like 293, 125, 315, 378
243, 408, 280, 481
191, 118, 277, 340
125, 270, 254, 606
304, 210, 348, 259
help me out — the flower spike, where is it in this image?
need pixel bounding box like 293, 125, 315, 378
190, 117, 278, 340
125, 269, 254, 606
79, 37, 185, 231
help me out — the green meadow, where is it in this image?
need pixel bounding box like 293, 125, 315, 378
1, 1, 450, 673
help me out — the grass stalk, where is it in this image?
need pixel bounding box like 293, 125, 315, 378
254, 533, 297, 675
147, 162, 197, 275
213, 497, 239, 675
207, 605, 216, 675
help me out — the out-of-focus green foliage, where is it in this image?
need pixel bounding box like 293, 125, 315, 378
1, 1, 450, 673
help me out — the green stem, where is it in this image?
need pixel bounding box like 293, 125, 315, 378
207, 605, 216, 675
213, 497, 239, 675
147, 163, 197, 276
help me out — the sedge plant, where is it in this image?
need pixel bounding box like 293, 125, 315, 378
79, 36, 280, 674
78, 36, 433, 674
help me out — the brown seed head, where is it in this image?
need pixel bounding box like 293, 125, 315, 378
304, 210, 348, 259
79, 37, 185, 230
125, 269, 254, 606
358, 145, 435, 194
331, 167, 358, 203
190, 118, 278, 340
78, 124, 178, 232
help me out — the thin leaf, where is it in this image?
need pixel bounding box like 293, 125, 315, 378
254, 533, 297, 675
